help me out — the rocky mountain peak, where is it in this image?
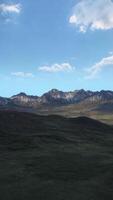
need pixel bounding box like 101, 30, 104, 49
49, 89, 61, 93
11, 92, 27, 98
0, 89, 113, 108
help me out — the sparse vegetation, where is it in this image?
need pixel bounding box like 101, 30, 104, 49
0, 111, 113, 200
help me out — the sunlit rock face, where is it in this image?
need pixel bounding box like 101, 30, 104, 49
10, 93, 41, 107
41, 89, 93, 104
1, 89, 113, 108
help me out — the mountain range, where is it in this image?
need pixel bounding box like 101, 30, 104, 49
1, 89, 113, 124
1, 89, 113, 107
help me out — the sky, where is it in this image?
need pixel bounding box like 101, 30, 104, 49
0, 0, 113, 97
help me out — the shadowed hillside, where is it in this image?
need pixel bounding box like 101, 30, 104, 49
1, 89, 113, 125
0, 111, 113, 200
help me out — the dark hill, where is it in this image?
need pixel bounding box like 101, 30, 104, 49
0, 111, 113, 200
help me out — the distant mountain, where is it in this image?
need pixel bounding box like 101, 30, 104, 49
41, 89, 94, 105
11, 92, 41, 107
1, 89, 113, 107
1, 89, 113, 119
0, 97, 10, 106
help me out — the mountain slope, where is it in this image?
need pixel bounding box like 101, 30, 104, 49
1, 89, 113, 125
1, 89, 113, 108
0, 110, 113, 199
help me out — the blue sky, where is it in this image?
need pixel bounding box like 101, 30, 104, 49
0, 0, 113, 97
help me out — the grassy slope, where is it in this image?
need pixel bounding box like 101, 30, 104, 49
32, 103, 113, 125
0, 111, 113, 199
1, 101, 113, 124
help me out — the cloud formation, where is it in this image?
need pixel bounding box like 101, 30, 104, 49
11, 72, 34, 78
0, 3, 21, 22
0, 3, 21, 14
69, 0, 113, 32
86, 55, 113, 79
38, 63, 74, 73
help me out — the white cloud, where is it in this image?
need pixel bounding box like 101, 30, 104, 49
38, 63, 74, 73
109, 51, 113, 55
0, 3, 21, 14
0, 3, 21, 23
86, 55, 113, 79
69, 0, 113, 32
11, 72, 34, 78
69, 15, 77, 24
